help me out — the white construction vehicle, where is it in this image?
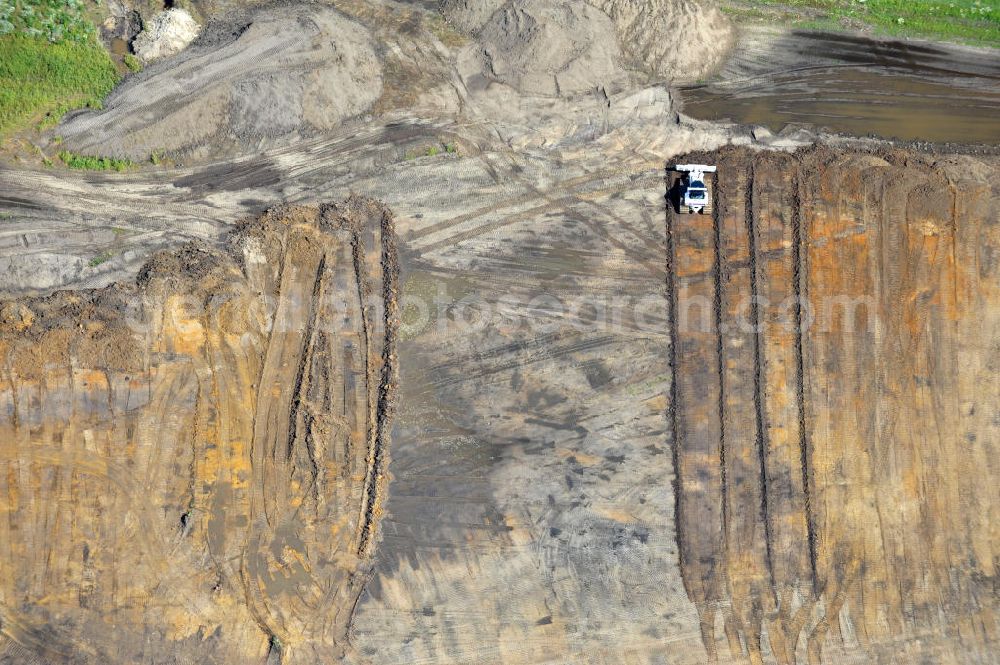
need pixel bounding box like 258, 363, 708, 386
674, 164, 716, 215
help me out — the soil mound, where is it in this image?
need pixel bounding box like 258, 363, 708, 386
444, 0, 734, 89
442, 0, 506, 33
58, 5, 383, 161
477, 0, 626, 96
589, 0, 734, 83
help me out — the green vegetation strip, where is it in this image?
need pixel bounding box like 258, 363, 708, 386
722, 0, 998, 46
58, 150, 133, 171
0, 0, 119, 139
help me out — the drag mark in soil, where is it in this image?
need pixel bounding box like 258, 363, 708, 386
664, 167, 684, 581
357, 206, 400, 561
745, 157, 776, 592
790, 168, 819, 593
711, 164, 730, 564
665, 158, 727, 655
666, 145, 1000, 663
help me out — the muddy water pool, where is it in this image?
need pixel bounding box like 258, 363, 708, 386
679, 30, 1000, 144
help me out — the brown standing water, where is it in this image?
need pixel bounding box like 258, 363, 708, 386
679, 30, 1000, 144
109, 37, 129, 56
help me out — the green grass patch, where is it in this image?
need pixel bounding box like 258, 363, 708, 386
0, 34, 118, 137
404, 141, 461, 160
722, 0, 999, 45
123, 53, 142, 73
87, 250, 113, 267
0, 0, 119, 141
58, 149, 133, 171
1, 0, 99, 43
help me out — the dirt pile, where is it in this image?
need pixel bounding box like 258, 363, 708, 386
441, 0, 506, 32
477, 0, 627, 96
132, 8, 201, 63
445, 0, 734, 92
667, 146, 999, 663
99, 0, 143, 49
0, 198, 399, 664
590, 0, 734, 83
58, 5, 383, 161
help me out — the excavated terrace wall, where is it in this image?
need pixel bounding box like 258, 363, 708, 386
0, 199, 399, 664
667, 146, 999, 664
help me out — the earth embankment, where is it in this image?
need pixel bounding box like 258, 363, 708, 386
0, 198, 399, 664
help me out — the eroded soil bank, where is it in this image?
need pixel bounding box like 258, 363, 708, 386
0, 199, 399, 664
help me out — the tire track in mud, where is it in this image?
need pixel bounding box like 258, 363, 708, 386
427, 333, 619, 389
0, 126, 667, 299
711, 171, 728, 568
239, 200, 399, 662
172, 121, 444, 197
406, 157, 646, 243
665, 158, 725, 654
357, 207, 400, 561
408, 160, 662, 259
715, 155, 771, 663
663, 164, 684, 636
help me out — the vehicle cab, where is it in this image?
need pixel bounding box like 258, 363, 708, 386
685, 180, 707, 207
673, 164, 716, 215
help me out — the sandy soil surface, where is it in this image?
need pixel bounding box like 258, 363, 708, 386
59, 4, 383, 162
590, 0, 734, 84
476, 0, 627, 96
0, 0, 998, 663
